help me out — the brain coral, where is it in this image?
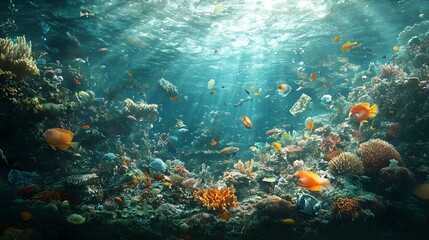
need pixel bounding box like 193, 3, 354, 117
328, 152, 364, 176
358, 139, 402, 175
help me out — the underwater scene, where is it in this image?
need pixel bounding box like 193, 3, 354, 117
1, 0, 429, 239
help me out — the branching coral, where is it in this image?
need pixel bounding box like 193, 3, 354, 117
328, 152, 364, 176
0, 36, 39, 80
358, 139, 402, 175
193, 185, 239, 212
332, 197, 361, 221
121, 98, 158, 123
233, 159, 256, 178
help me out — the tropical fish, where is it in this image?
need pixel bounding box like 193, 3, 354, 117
306, 120, 314, 132
98, 48, 109, 52
272, 142, 282, 151
282, 218, 296, 226
170, 96, 179, 101
241, 115, 252, 129
292, 170, 330, 191
149, 158, 167, 172
266, 128, 284, 138
212, 3, 223, 16
43, 128, 78, 151
243, 88, 250, 95
211, 140, 217, 146
277, 84, 288, 90
333, 36, 341, 42
341, 41, 361, 51
127, 115, 138, 121
208, 79, 215, 90
219, 146, 239, 157
81, 124, 91, 130
127, 72, 133, 77
310, 73, 317, 80
322, 83, 327, 88
249, 146, 258, 151
349, 102, 378, 123
393, 45, 399, 52
296, 194, 322, 216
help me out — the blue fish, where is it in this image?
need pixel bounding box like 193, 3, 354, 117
149, 158, 167, 172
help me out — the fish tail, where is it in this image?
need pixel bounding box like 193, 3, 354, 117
69, 142, 79, 149
320, 179, 330, 188
369, 104, 378, 115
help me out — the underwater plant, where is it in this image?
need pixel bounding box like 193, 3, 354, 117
328, 152, 364, 176
358, 139, 402, 175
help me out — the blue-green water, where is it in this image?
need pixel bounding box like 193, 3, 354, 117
1, 0, 429, 239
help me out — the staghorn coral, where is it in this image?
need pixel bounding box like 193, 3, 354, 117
0, 36, 39, 80
328, 152, 364, 176
358, 139, 402, 175
233, 159, 256, 178
193, 185, 239, 212
332, 197, 361, 221
121, 98, 158, 123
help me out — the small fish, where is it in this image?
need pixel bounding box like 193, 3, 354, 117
219, 146, 239, 157
170, 96, 179, 101
277, 84, 289, 90
292, 170, 330, 191
211, 140, 217, 146
243, 88, 250, 95
80, 10, 94, 18
250, 85, 255, 89
349, 102, 378, 123
74, 79, 81, 85
282, 218, 296, 226
296, 194, 322, 216
212, 3, 223, 16
393, 45, 399, 52
304, 132, 311, 139
266, 128, 284, 137
253, 92, 259, 96
98, 48, 109, 52
224, 102, 227, 106
369, 126, 374, 131
322, 83, 327, 88
127, 115, 138, 121
43, 128, 78, 151
20, 211, 32, 221
272, 142, 282, 151
341, 41, 361, 51
306, 120, 314, 132
333, 36, 341, 42
241, 115, 252, 129
249, 146, 258, 151
310, 73, 317, 80
382, 55, 387, 59
81, 124, 91, 130
128, 72, 133, 77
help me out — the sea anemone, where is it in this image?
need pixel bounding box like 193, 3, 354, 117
328, 152, 364, 176
358, 139, 402, 175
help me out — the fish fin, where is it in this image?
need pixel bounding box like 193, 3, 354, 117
307, 185, 322, 191
368, 112, 377, 118
369, 104, 378, 114
360, 120, 368, 123
320, 179, 330, 188
57, 128, 75, 141
69, 142, 79, 149
57, 145, 69, 151
303, 171, 322, 181
361, 102, 370, 108
48, 144, 57, 150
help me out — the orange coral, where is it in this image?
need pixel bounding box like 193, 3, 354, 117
332, 197, 361, 221
234, 159, 256, 178
193, 185, 239, 212
325, 149, 342, 160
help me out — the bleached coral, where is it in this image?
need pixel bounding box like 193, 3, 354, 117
233, 159, 257, 178
0, 36, 39, 80
121, 98, 158, 123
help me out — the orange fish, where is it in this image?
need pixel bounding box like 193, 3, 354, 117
292, 170, 330, 191
241, 116, 252, 129
306, 120, 314, 132
170, 96, 179, 101
74, 79, 81, 85
211, 140, 217, 146
20, 211, 32, 221
128, 72, 133, 77
333, 36, 341, 42
81, 124, 91, 130
219, 212, 230, 220
393, 45, 399, 52
310, 73, 317, 80
322, 83, 327, 89
277, 84, 288, 90
341, 41, 361, 51
349, 102, 378, 123
43, 128, 78, 151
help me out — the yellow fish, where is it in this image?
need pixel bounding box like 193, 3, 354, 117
43, 128, 78, 151
272, 142, 282, 151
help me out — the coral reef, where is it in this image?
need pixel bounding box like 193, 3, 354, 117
328, 152, 364, 175
233, 159, 257, 178
331, 197, 361, 221
358, 139, 402, 175
121, 98, 158, 123
379, 160, 414, 198
0, 36, 39, 80
193, 185, 239, 212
